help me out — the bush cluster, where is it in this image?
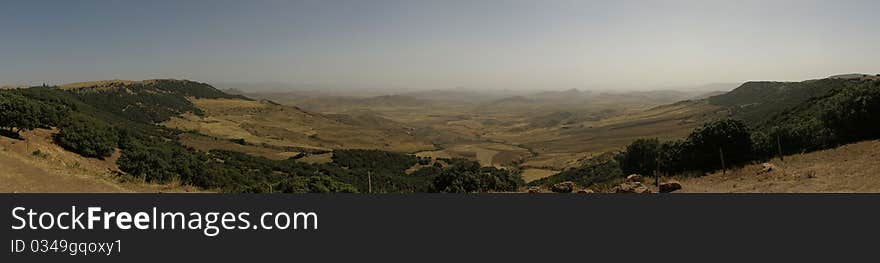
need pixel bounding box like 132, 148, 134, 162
619, 80, 880, 177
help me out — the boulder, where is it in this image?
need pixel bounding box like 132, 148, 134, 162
577, 189, 595, 194
626, 174, 643, 182
550, 181, 575, 193
527, 187, 542, 193
614, 181, 651, 193
659, 181, 682, 193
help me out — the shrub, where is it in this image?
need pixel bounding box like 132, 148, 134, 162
616, 138, 660, 177
277, 176, 358, 193
430, 159, 523, 193
332, 149, 418, 173
657, 140, 690, 174
683, 119, 753, 171
54, 113, 118, 158
530, 153, 623, 187
0, 90, 68, 136
117, 140, 181, 182
820, 81, 880, 143
653, 119, 753, 175
31, 149, 48, 158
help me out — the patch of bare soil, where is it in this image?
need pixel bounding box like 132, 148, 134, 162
678, 140, 880, 193
0, 129, 127, 193
520, 169, 559, 183
0, 129, 202, 193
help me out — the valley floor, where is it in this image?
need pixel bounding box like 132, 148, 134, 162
677, 140, 880, 193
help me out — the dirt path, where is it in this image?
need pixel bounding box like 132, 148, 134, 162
677, 140, 880, 193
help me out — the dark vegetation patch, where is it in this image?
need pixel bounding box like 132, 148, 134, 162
54, 113, 118, 158
634, 79, 880, 175
707, 79, 847, 125
66, 80, 248, 123
529, 153, 622, 188
430, 158, 523, 193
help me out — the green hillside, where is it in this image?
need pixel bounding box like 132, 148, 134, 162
62, 79, 249, 123
708, 79, 849, 125
0, 80, 522, 193
533, 77, 880, 190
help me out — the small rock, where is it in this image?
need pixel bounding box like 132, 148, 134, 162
527, 187, 542, 193
614, 181, 651, 193
550, 181, 576, 193
758, 163, 776, 174
659, 181, 682, 193
577, 189, 595, 194
626, 174, 643, 182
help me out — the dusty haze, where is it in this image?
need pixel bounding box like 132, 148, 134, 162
1, 0, 878, 90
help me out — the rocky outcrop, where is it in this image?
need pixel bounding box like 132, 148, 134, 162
659, 181, 682, 193
758, 163, 777, 174
577, 189, 595, 194
626, 174, 643, 182
614, 181, 651, 193
550, 181, 575, 193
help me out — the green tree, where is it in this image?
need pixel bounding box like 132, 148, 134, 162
277, 176, 358, 193
430, 159, 523, 193
685, 119, 753, 172
0, 90, 69, 137
820, 81, 880, 143
55, 113, 118, 158
657, 140, 689, 175
616, 138, 660, 176
0, 92, 40, 135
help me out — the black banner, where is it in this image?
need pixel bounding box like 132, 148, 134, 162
2, 194, 878, 262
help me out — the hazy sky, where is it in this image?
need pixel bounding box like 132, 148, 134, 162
1, 0, 878, 90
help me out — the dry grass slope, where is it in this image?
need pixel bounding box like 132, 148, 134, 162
0, 129, 201, 193
678, 140, 880, 193
163, 98, 436, 153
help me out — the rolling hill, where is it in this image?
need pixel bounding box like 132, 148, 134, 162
163, 97, 434, 153
529, 76, 880, 192
707, 79, 847, 125
0, 79, 518, 193
3, 75, 878, 193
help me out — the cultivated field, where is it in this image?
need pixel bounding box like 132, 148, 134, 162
240, 90, 720, 171
163, 98, 436, 153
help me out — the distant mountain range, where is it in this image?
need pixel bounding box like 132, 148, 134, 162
828, 73, 879, 79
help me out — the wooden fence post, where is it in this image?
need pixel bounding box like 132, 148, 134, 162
776, 134, 784, 161
719, 147, 726, 175
654, 156, 660, 189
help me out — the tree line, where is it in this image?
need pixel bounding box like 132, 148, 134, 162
618, 79, 880, 178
